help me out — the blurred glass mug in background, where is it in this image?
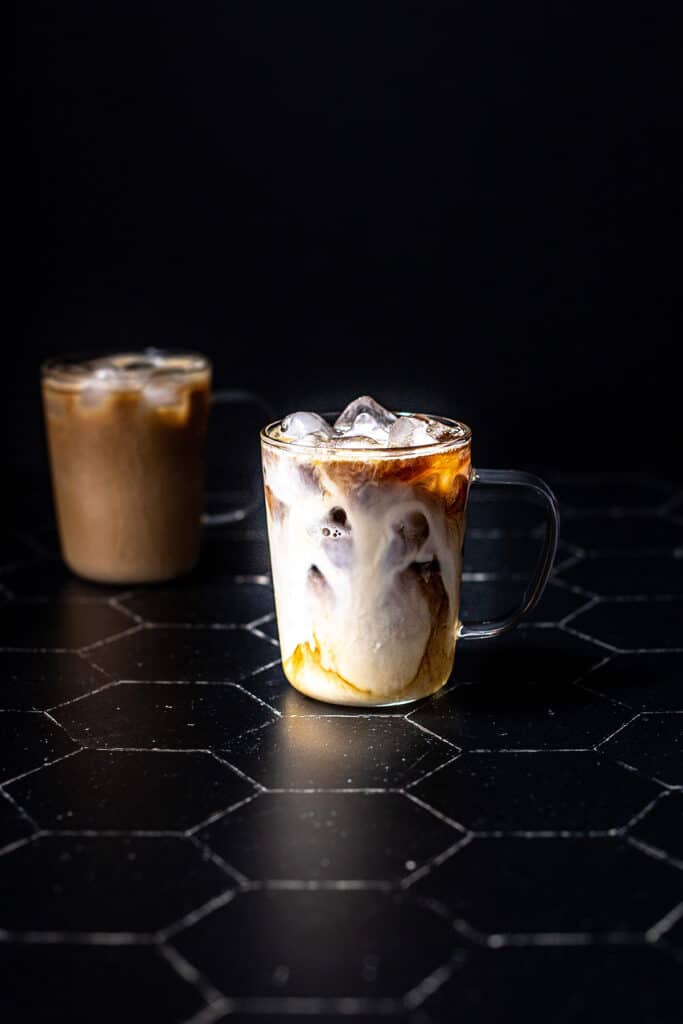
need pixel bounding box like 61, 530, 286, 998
41, 350, 270, 584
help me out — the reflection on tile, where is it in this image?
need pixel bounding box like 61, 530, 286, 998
198, 533, 271, 576
422, 946, 683, 1024
87, 626, 277, 681
120, 580, 274, 625
0, 651, 107, 710
7, 748, 255, 830
172, 891, 457, 998
54, 682, 275, 749
413, 837, 682, 934
0, 944, 204, 1024
199, 792, 458, 881
630, 792, 683, 864
582, 653, 683, 710
220, 716, 453, 789
571, 599, 683, 650
412, 753, 661, 831
409, 678, 628, 750
603, 713, 683, 787
0, 711, 77, 783
558, 555, 683, 597
0, 835, 231, 934
0, 560, 121, 601
0, 600, 134, 650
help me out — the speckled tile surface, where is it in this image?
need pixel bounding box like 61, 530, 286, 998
1, 476, 682, 1023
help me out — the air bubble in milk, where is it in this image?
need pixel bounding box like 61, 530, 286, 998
281, 411, 334, 441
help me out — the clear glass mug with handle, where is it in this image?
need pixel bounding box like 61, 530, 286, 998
261, 412, 559, 706
42, 349, 271, 584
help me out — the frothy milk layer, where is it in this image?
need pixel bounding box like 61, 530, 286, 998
262, 397, 471, 705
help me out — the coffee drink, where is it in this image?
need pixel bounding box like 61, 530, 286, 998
261, 396, 472, 705
42, 351, 211, 583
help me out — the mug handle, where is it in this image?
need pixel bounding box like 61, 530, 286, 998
201, 389, 274, 527
459, 468, 560, 639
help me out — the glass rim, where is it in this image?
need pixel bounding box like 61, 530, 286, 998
41, 348, 211, 386
260, 411, 472, 458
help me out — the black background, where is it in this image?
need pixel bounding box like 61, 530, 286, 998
11, 1, 680, 486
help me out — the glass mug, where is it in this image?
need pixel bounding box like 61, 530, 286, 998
261, 413, 559, 706
42, 350, 270, 584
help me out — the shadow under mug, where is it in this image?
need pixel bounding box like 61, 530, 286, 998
41, 350, 271, 584
261, 412, 560, 706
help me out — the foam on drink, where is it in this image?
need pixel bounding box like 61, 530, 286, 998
262, 396, 472, 706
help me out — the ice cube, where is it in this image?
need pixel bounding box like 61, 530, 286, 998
388, 415, 461, 447
143, 371, 186, 408
333, 396, 396, 442
329, 435, 380, 449
280, 411, 333, 440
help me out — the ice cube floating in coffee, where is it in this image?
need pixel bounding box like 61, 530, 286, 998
262, 396, 472, 706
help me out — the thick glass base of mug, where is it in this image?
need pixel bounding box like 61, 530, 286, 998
281, 636, 457, 708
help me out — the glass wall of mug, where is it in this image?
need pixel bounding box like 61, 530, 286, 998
261, 416, 472, 706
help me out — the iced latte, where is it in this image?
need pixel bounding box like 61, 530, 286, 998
42, 351, 211, 584
261, 397, 472, 706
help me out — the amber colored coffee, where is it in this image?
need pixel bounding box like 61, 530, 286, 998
42, 352, 211, 584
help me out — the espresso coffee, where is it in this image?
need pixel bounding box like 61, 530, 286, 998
42, 351, 211, 584
261, 396, 471, 705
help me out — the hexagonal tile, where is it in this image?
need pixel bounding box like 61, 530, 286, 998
460, 579, 588, 627
603, 713, 683, 787
411, 752, 661, 832
219, 716, 453, 789
421, 946, 683, 1024
199, 792, 459, 882
408, 678, 629, 750
0, 711, 77, 784
452, 627, 604, 688
0, 944, 205, 1024
0, 835, 231, 934
571, 599, 683, 651
630, 792, 683, 864
0, 651, 108, 710
557, 555, 683, 597
561, 515, 682, 553
0, 791, 35, 851
120, 580, 274, 625
412, 837, 682, 935
86, 626, 277, 681
171, 890, 457, 998
53, 682, 276, 749
0, 599, 134, 651
581, 653, 683, 710
6, 748, 254, 830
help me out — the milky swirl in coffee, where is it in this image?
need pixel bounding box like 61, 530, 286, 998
262, 397, 472, 706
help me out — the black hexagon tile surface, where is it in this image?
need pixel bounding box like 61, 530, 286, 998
198, 792, 459, 882
53, 681, 276, 749
5, 748, 255, 830
1, 473, 682, 1023
0, 651, 109, 711
0, 834, 231, 934
171, 891, 458, 1000
1, 945, 205, 1024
